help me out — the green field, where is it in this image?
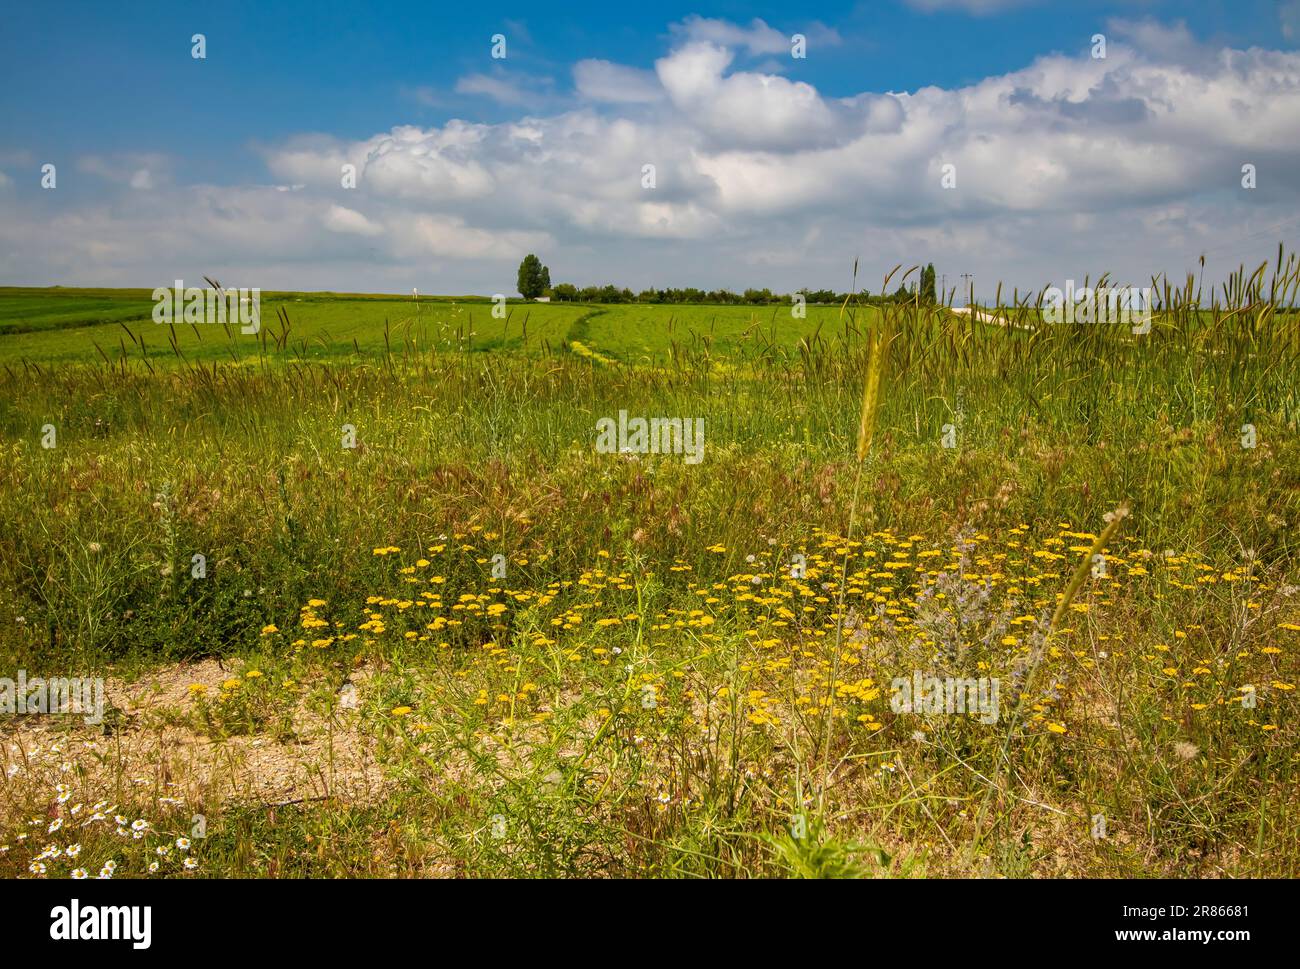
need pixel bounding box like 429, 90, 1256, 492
2, 267, 1299, 879
0, 288, 878, 368
0, 288, 595, 365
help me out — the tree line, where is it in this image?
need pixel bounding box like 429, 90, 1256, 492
516, 255, 942, 305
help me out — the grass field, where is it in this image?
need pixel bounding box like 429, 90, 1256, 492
0, 289, 875, 368
0, 288, 596, 365
1, 262, 1299, 879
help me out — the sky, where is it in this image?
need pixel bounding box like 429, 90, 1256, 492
1, 0, 1299, 298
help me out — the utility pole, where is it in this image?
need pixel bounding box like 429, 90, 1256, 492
960, 273, 974, 307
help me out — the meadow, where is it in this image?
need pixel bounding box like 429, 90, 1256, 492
1, 258, 1298, 879
0, 288, 853, 366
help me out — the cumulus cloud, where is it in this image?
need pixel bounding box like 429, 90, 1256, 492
1, 17, 1298, 294
655, 42, 862, 151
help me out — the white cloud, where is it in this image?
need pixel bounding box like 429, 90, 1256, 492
573, 60, 663, 103
77, 153, 170, 189
655, 42, 850, 151
668, 16, 842, 57
454, 71, 552, 107
1106, 17, 1207, 65
323, 204, 383, 236
670, 16, 790, 56
388, 213, 552, 260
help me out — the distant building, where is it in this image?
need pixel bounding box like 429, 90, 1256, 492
534, 296, 550, 302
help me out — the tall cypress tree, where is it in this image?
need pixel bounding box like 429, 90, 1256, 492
921, 263, 937, 303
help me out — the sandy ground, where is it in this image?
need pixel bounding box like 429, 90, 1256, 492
2, 659, 391, 812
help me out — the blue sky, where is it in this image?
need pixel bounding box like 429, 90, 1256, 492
4, 0, 1294, 170
2, 0, 1299, 295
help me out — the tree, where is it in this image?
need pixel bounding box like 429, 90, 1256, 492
921, 263, 937, 303
517, 254, 549, 299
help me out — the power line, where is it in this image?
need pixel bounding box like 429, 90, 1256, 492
1192, 213, 1300, 260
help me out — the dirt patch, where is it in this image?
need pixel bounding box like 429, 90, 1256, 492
1, 659, 391, 815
